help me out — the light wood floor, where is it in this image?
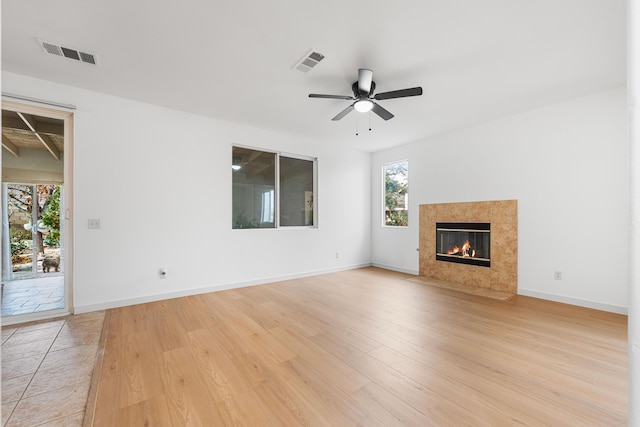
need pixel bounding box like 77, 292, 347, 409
88, 267, 628, 426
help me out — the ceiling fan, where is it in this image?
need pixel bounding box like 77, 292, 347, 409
309, 68, 422, 121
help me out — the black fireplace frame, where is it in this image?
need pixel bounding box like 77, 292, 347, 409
436, 222, 491, 267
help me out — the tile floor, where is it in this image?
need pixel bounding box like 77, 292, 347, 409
1, 310, 105, 426
1, 275, 65, 317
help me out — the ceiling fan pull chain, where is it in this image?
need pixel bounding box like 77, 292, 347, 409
369, 112, 372, 132
355, 119, 359, 136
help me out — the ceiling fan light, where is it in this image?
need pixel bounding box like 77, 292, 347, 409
354, 99, 373, 113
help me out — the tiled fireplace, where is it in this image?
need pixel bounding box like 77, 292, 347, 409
419, 200, 518, 297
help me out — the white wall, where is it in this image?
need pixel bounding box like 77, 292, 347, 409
3, 72, 628, 314
371, 87, 629, 313
2, 72, 372, 312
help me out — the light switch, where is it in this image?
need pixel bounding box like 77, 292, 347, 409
88, 219, 101, 229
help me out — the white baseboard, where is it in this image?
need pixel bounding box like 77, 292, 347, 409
517, 289, 628, 315
74, 267, 628, 316
74, 263, 372, 314
371, 262, 419, 276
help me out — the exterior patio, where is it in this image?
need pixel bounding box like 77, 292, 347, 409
1, 273, 64, 317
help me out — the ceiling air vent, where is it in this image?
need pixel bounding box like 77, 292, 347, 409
38, 39, 98, 65
79, 52, 97, 65
293, 50, 324, 73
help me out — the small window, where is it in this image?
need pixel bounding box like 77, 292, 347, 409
232, 146, 316, 229
383, 160, 408, 227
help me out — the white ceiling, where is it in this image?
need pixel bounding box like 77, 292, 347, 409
2, 0, 626, 152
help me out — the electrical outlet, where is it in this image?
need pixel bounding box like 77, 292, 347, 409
336, 252, 340, 259
88, 219, 101, 229
554, 271, 562, 280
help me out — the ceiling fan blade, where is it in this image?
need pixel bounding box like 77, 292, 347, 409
374, 87, 423, 101
371, 102, 394, 121
309, 94, 354, 100
331, 105, 355, 121
358, 69, 373, 94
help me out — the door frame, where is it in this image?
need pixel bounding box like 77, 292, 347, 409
1, 99, 74, 325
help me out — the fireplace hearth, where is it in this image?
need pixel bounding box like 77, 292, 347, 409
436, 222, 491, 267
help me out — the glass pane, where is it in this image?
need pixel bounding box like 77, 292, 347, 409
232, 147, 276, 228
383, 160, 408, 226
435, 222, 491, 267
280, 157, 314, 227
3, 183, 65, 317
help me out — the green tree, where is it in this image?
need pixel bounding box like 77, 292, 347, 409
41, 187, 61, 247
384, 162, 408, 226
7, 184, 58, 253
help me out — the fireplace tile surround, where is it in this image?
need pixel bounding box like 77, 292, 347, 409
419, 200, 518, 298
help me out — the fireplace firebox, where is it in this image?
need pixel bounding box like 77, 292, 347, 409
436, 222, 490, 267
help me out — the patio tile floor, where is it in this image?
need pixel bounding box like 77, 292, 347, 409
1, 275, 64, 317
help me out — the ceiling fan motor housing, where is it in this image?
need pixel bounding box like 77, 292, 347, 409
352, 81, 375, 98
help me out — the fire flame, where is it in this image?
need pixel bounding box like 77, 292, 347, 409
447, 240, 476, 258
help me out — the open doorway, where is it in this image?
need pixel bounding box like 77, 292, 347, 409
1, 101, 73, 324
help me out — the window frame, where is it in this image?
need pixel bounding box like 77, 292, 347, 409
232, 145, 318, 230
382, 159, 409, 228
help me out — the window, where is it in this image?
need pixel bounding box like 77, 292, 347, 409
383, 160, 408, 227
232, 146, 316, 229
280, 156, 315, 226
232, 147, 276, 228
